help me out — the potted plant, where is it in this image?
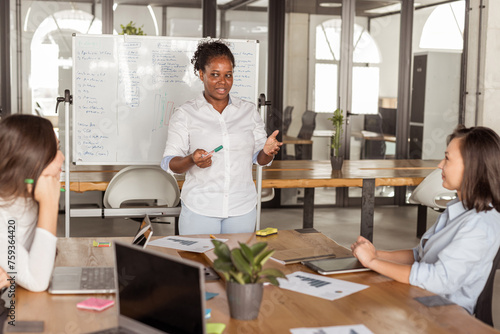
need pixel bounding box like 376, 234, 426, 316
328, 108, 345, 170
119, 21, 146, 35
212, 240, 286, 320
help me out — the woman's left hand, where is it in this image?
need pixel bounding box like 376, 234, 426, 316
263, 130, 283, 156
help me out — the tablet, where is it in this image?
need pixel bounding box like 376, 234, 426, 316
302, 256, 370, 275
132, 215, 153, 248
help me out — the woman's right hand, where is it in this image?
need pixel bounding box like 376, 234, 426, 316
351, 236, 378, 268
33, 174, 61, 207
192, 149, 213, 169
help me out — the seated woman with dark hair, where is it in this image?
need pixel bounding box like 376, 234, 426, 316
0, 115, 64, 292
351, 126, 500, 314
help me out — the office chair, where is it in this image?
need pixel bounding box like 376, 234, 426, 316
294, 110, 317, 160
260, 188, 275, 202
409, 168, 456, 238
475, 246, 500, 326
409, 168, 456, 209
282, 106, 294, 136
103, 165, 181, 232
281, 106, 294, 159
363, 113, 386, 159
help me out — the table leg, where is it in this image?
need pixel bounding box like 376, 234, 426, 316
303, 188, 315, 229
417, 204, 427, 238
361, 179, 375, 242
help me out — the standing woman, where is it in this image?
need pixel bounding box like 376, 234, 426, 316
162, 39, 281, 235
0, 115, 64, 291
351, 126, 500, 314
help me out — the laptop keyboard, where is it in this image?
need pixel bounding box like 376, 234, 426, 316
80, 267, 115, 290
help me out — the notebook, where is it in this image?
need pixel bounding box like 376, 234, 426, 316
302, 256, 371, 275
88, 241, 207, 334
48, 216, 153, 295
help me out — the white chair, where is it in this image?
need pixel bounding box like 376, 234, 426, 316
409, 168, 456, 237
261, 188, 275, 202
103, 166, 181, 233
409, 168, 456, 209
104, 165, 180, 209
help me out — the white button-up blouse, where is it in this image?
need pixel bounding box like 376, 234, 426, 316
162, 93, 268, 218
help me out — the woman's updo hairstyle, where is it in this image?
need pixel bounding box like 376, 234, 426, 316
191, 38, 235, 76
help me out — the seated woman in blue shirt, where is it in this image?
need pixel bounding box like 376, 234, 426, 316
351, 126, 500, 314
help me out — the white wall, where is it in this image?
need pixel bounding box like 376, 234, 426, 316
474, 0, 500, 133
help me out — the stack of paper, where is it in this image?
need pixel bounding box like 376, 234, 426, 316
277, 271, 369, 301
148, 236, 228, 253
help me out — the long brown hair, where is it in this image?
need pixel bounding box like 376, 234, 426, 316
447, 125, 500, 212
0, 115, 57, 201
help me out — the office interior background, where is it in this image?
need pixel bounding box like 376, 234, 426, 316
0, 0, 499, 208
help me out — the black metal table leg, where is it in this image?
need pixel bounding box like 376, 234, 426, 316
361, 179, 375, 242
303, 188, 315, 229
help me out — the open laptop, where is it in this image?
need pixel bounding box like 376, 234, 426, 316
88, 241, 207, 334
48, 216, 153, 294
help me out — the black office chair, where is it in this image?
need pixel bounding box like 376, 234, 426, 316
474, 246, 500, 326
363, 113, 386, 159
281, 106, 294, 158
294, 110, 317, 160
282, 106, 294, 136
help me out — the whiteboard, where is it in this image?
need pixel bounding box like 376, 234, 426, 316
72, 34, 259, 165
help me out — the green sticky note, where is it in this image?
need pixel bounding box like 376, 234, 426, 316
206, 323, 226, 334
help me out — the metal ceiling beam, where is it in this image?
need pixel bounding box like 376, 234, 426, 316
219, 0, 260, 11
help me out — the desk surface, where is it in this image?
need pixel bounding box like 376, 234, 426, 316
64, 159, 439, 192
13, 231, 498, 334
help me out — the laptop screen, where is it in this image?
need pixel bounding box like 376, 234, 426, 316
115, 242, 205, 334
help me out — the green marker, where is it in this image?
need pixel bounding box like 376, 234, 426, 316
202, 145, 223, 157
25, 178, 66, 192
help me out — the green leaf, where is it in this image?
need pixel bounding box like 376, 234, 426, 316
258, 276, 279, 286
213, 258, 233, 272
250, 242, 268, 256
254, 249, 275, 266
258, 268, 287, 279
229, 271, 246, 285
239, 242, 254, 265
212, 240, 231, 262
231, 249, 252, 276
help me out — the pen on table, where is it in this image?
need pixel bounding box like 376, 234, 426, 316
24, 178, 66, 192
202, 145, 223, 158
210, 234, 217, 240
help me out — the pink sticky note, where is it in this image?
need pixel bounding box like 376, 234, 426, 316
77, 297, 115, 312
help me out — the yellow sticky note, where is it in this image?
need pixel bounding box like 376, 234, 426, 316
206, 323, 226, 334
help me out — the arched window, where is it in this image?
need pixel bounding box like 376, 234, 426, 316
420, 1, 465, 50
314, 19, 381, 114
31, 10, 103, 116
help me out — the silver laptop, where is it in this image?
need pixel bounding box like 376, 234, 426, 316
88, 241, 207, 334
48, 216, 154, 294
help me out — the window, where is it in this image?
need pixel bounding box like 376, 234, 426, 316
314, 19, 381, 114
420, 1, 465, 51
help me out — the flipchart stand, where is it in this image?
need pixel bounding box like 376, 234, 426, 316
256, 94, 271, 231
57, 89, 181, 238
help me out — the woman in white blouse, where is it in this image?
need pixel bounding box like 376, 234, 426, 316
162, 39, 282, 235
351, 126, 500, 314
0, 115, 64, 291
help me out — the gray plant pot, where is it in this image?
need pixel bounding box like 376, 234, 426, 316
331, 156, 344, 170
226, 281, 263, 320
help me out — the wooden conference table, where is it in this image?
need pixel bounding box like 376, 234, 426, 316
64, 159, 439, 241
12, 230, 497, 333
